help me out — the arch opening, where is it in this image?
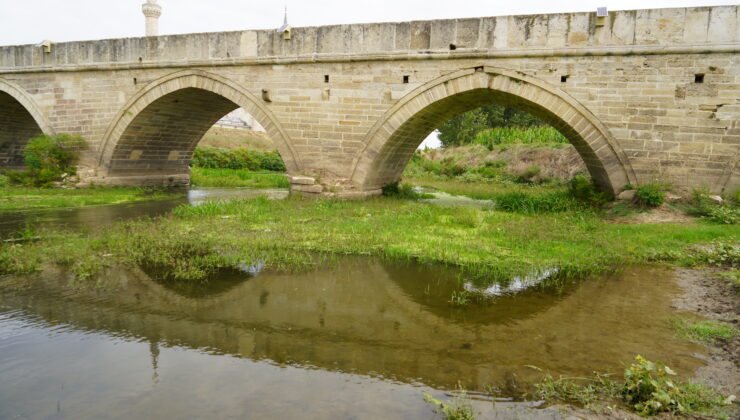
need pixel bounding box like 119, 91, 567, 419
107, 87, 240, 180
351, 68, 635, 195
99, 70, 298, 186
0, 91, 45, 170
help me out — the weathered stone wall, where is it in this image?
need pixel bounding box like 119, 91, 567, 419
0, 5, 737, 195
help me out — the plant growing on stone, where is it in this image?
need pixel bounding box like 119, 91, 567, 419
635, 184, 667, 207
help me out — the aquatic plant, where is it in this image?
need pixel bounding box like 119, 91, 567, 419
423, 386, 477, 420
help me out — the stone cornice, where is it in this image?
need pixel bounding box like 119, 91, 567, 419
0, 43, 737, 74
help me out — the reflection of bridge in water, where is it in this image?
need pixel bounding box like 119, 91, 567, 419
0, 259, 703, 391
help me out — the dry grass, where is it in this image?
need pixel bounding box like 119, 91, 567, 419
418, 144, 585, 183
199, 127, 276, 152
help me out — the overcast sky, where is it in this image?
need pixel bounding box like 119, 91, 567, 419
0, 0, 737, 46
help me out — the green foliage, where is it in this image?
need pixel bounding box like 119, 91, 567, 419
567, 175, 612, 206
381, 182, 433, 199
422, 387, 477, 420
7, 134, 87, 186
0, 173, 8, 188
494, 190, 583, 214
670, 318, 738, 343
191, 146, 286, 172
623, 355, 730, 417
686, 187, 739, 224
190, 167, 289, 188
535, 356, 734, 418
437, 104, 545, 147
635, 184, 666, 207
0, 186, 177, 211
474, 126, 568, 149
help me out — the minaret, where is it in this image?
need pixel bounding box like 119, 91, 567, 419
142, 0, 162, 37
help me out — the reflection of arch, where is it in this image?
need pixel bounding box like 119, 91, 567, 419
0, 78, 54, 169
351, 67, 637, 194
98, 70, 299, 180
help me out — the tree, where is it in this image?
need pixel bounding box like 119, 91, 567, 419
437, 104, 543, 148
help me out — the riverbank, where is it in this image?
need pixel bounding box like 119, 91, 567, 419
0, 186, 178, 211
1, 193, 736, 282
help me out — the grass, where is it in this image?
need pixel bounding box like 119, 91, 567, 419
0, 186, 178, 211
474, 126, 569, 149
670, 318, 739, 343
1, 193, 737, 283
199, 126, 276, 151
190, 167, 289, 188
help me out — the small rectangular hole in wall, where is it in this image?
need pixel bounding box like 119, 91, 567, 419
694, 73, 704, 83
560, 75, 569, 83
324, 75, 330, 83
403, 75, 409, 84
133, 77, 137, 85
449, 44, 457, 51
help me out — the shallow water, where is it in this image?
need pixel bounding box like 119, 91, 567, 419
0, 258, 705, 419
0, 187, 288, 239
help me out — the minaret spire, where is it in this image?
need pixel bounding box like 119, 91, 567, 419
142, 0, 162, 37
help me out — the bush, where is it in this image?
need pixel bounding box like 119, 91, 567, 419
567, 175, 612, 206
191, 147, 286, 172
8, 134, 87, 186
688, 187, 739, 224
635, 184, 666, 207
623, 355, 729, 416
0, 173, 8, 188
381, 182, 432, 199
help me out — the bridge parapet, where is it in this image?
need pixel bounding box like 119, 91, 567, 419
1, 6, 738, 72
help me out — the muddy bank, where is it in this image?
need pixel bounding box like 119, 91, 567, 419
672, 267, 740, 395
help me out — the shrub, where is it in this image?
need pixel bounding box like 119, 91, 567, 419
635, 184, 666, 207
623, 355, 729, 416
0, 173, 8, 188
382, 182, 432, 199
10, 134, 87, 186
191, 147, 286, 172
567, 175, 612, 206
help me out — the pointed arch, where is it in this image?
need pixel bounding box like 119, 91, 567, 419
0, 78, 54, 169
98, 69, 299, 182
350, 67, 636, 194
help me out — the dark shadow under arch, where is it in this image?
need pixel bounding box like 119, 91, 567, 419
0, 78, 53, 170
99, 70, 299, 184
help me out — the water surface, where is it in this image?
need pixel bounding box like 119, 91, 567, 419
0, 258, 705, 419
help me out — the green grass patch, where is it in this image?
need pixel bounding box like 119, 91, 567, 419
1, 194, 737, 283
190, 167, 289, 188
670, 318, 738, 343
474, 126, 568, 149
0, 186, 177, 211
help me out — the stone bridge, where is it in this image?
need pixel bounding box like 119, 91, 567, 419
0, 5, 738, 197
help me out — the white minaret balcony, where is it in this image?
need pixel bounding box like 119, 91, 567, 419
142, 0, 162, 37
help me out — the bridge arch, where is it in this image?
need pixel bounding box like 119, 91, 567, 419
98, 70, 299, 183
0, 78, 54, 169
351, 67, 637, 195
